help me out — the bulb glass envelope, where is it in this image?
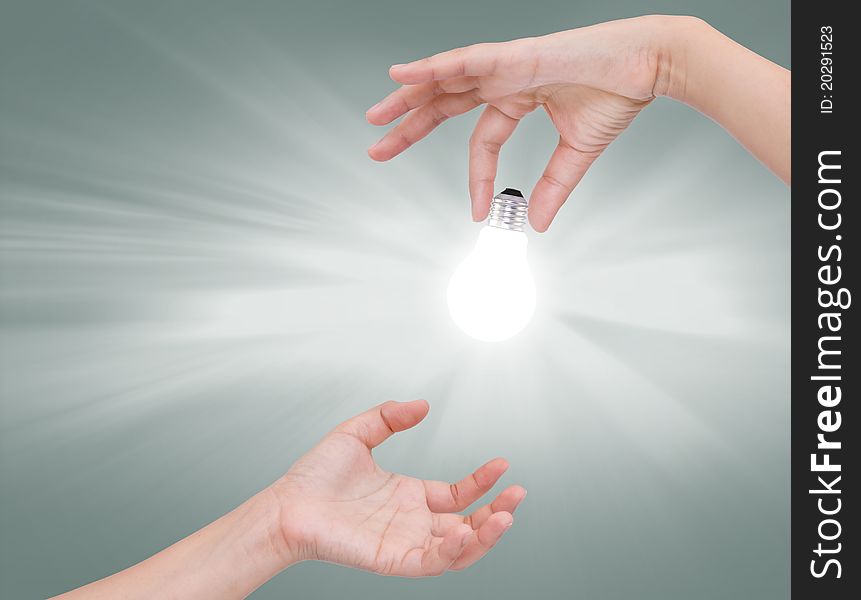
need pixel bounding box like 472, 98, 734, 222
447, 225, 536, 342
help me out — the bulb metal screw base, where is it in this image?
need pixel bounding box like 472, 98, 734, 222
487, 188, 528, 232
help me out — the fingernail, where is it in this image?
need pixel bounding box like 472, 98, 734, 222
367, 101, 382, 113
390, 63, 405, 69
504, 520, 514, 529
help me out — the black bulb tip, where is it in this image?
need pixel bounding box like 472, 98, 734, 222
499, 188, 524, 198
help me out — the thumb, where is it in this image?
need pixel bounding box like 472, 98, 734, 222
333, 400, 430, 449
529, 139, 601, 232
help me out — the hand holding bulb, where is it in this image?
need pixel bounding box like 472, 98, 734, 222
366, 15, 790, 231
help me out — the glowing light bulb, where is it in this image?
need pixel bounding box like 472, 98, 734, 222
447, 188, 536, 342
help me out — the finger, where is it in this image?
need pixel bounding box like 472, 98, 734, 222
431, 484, 525, 536
368, 90, 483, 161
366, 77, 477, 125
529, 139, 601, 232
389, 43, 503, 84
333, 399, 429, 449
418, 524, 473, 576
469, 106, 520, 221
431, 512, 466, 536
423, 457, 508, 513
450, 511, 513, 571
466, 484, 527, 530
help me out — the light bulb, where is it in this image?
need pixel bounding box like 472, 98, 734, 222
447, 188, 536, 342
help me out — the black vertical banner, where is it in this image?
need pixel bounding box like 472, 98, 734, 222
791, 2, 856, 598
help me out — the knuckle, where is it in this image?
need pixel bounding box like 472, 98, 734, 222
540, 173, 569, 191
468, 136, 501, 156
429, 106, 448, 127
449, 482, 461, 503
482, 140, 502, 155
394, 130, 413, 148
396, 96, 411, 114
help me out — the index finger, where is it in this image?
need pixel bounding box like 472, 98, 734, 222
389, 43, 503, 85
469, 105, 520, 221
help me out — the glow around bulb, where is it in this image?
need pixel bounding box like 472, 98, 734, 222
447, 226, 536, 342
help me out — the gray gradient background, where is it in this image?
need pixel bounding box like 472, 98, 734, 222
0, 1, 790, 598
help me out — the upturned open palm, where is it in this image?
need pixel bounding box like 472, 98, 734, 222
271, 400, 524, 577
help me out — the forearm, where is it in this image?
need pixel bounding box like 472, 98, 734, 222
52, 489, 294, 600
664, 17, 791, 182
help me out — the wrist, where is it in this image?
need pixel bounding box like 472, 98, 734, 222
645, 15, 716, 102
257, 485, 307, 569
265, 479, 323, 566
